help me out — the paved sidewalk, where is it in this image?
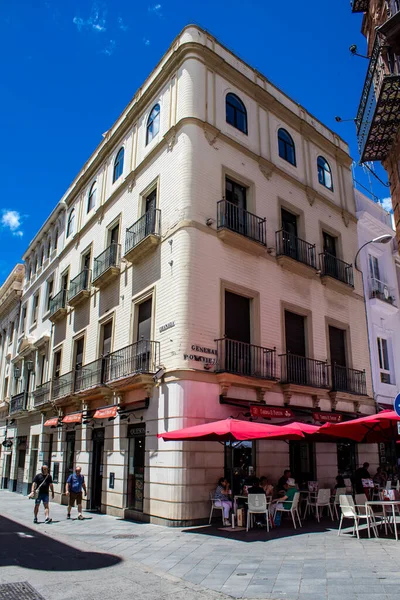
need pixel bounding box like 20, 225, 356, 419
1, 491, 400, 600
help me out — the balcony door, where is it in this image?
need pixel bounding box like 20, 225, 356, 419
329, 326, 347, 390
225, 178, 247, 235
224, 291, 251, 375
134, 298, 152, 372
281, 209, 298, 260
144, 189, 157, 237
285, 311, 307, 385
323, 232, 338, 278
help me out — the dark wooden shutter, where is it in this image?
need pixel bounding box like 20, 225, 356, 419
329, 326, 346, 367
225, 292, 250, 343
285, 311, 306, 356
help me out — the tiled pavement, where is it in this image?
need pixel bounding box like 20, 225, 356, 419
1, 491, 400, 600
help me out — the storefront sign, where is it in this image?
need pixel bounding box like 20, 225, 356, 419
159, 321, 175, 333
44, 417, 58, 427
62, 412, 83, 424
93, 406, 118, 419
313, 411, 343, 423
128, 424, 146, 437
250, 405, 294, 418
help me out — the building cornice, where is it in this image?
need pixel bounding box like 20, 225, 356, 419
0, 264, 24, 317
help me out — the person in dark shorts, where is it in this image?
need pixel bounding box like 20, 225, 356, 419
31, 465, 54, 524
65, 466, 87, 520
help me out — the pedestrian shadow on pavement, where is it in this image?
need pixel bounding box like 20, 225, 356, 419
0, 515, 121, 571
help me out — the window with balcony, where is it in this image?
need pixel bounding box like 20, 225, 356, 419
278, 128, 296, 166
74, 337, 84, 370
9, 322, 14, 344
46, 279, 53, 312
377, 337, 392, 384
87, 181, 97, 213
146, 104, 160, 145
113, 147, 124, 183
20, 306, 26, 334
226, 93, 248, 134
53, 350, 61, 379
317, 156, 333, 191
101, 320, 113, 356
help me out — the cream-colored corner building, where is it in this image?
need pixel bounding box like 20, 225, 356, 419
0, 25, 378, 525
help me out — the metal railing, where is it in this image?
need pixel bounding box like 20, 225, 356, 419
280, 354, 330, 388
125, 209, 161, 255
331, 364, 367, 396
93, 243, 121, 282
33, 381, 51, 407
74, 358, 104, 393
369, 277, 396, 305
356, 36, 400, 161
52, 371, 74, 401
351, 0, 369, 12
217, 200, 266, 246
215, 338, 276, 380
68, 269, 91, 302
49, 289, 67, 317
275, 230, 316, 269
9, 392, 28, 414
104, 340, 160, 383
319, 252, 354, 287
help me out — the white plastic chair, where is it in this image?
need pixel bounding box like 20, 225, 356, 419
209, 492, 224, 525
332, 487, 347, 519
246, 493, 270, 532
304, 489, 333, 521
275, 492, 302, 529
338, 494, 378, 539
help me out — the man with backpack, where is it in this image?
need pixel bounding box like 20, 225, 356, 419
31, 464, 54, 524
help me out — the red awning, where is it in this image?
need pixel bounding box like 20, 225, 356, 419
44, 417, 58, 427
319, 410, 400, 443
158, 418, 305, 442
62, 412, 83, 424
93, 406, 118, 420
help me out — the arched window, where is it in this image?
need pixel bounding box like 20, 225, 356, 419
226, 93, 248, 134
87, 181, 97, 213
317, 156, 333, 190
278, 128, 296, 166
54, 229, 58, 251
146, 104, 160, 145
66, 210, 75, 238
113, 147, 124, 183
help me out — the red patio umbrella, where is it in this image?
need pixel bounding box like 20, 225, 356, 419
319, 410, 400, 443
158, 418, 305, 442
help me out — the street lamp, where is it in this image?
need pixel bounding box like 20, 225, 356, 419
354, 234, 393, 271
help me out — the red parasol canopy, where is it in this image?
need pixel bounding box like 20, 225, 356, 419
158, 418, 306, 442
284, 421, 321, 435
319, 410, 400, 443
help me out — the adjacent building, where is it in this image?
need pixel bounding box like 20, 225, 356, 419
351, 0, 400, 247
0, 25, 379, 525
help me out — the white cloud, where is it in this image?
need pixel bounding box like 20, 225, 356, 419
143, 38, 150, 46
73, 3, 107, 34
102, 40, 116, 56
1, 210, 23, 237
118, 17, 128, 31
380, 196, 393, 213
148, 3, 162, 17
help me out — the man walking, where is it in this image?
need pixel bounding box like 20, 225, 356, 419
65, 466, 87, 520
31, 465, 54, 524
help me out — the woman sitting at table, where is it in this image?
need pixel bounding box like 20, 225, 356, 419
214, 477, 232, 526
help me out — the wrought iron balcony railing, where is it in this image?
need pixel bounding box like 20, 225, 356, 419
356, 36, 400, 162
216, 338, 276, 380
104, 340, 160, 383
125, 209, 161, 256
331, 364, 367, 396
68, 269, 91, 303
369, 277, 397, 305
351, 0, 369, 12
217, 200, 266, 246
33, 381, 51, 407
74, 358, 104, 393
93, 243, 121, 283
319, 252, 354, 287
52, 371, 74, 401
9, 392, 28, 414
275, 230, 316, 269
49, 289, 67, 318
280, 354, 330, 389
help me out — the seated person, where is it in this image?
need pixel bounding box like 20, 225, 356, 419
260, 476, 274, 497
214, 477, 232, 527
373, 467, 387, 488
334, 474, 346, 490
277, 469, 291, 493
247, 477, 265, 495
270, 478, 297, 517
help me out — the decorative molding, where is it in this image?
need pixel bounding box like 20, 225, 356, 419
258, 162, 273, 180
311, 395, 320, 409
128, 178, 136, 192
305, 186, 316, 206
203, 123, 220, 148
164, 127, 177, 152
256, 387, 267, 403
283, 390, 292, 406
341, 210, 350, 228
219, 382, 231, 397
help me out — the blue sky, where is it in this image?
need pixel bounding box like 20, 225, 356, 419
0, 1, 391, 283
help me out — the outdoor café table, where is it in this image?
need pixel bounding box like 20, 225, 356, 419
366, 500, 400, 541
233, 495, 248, 514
